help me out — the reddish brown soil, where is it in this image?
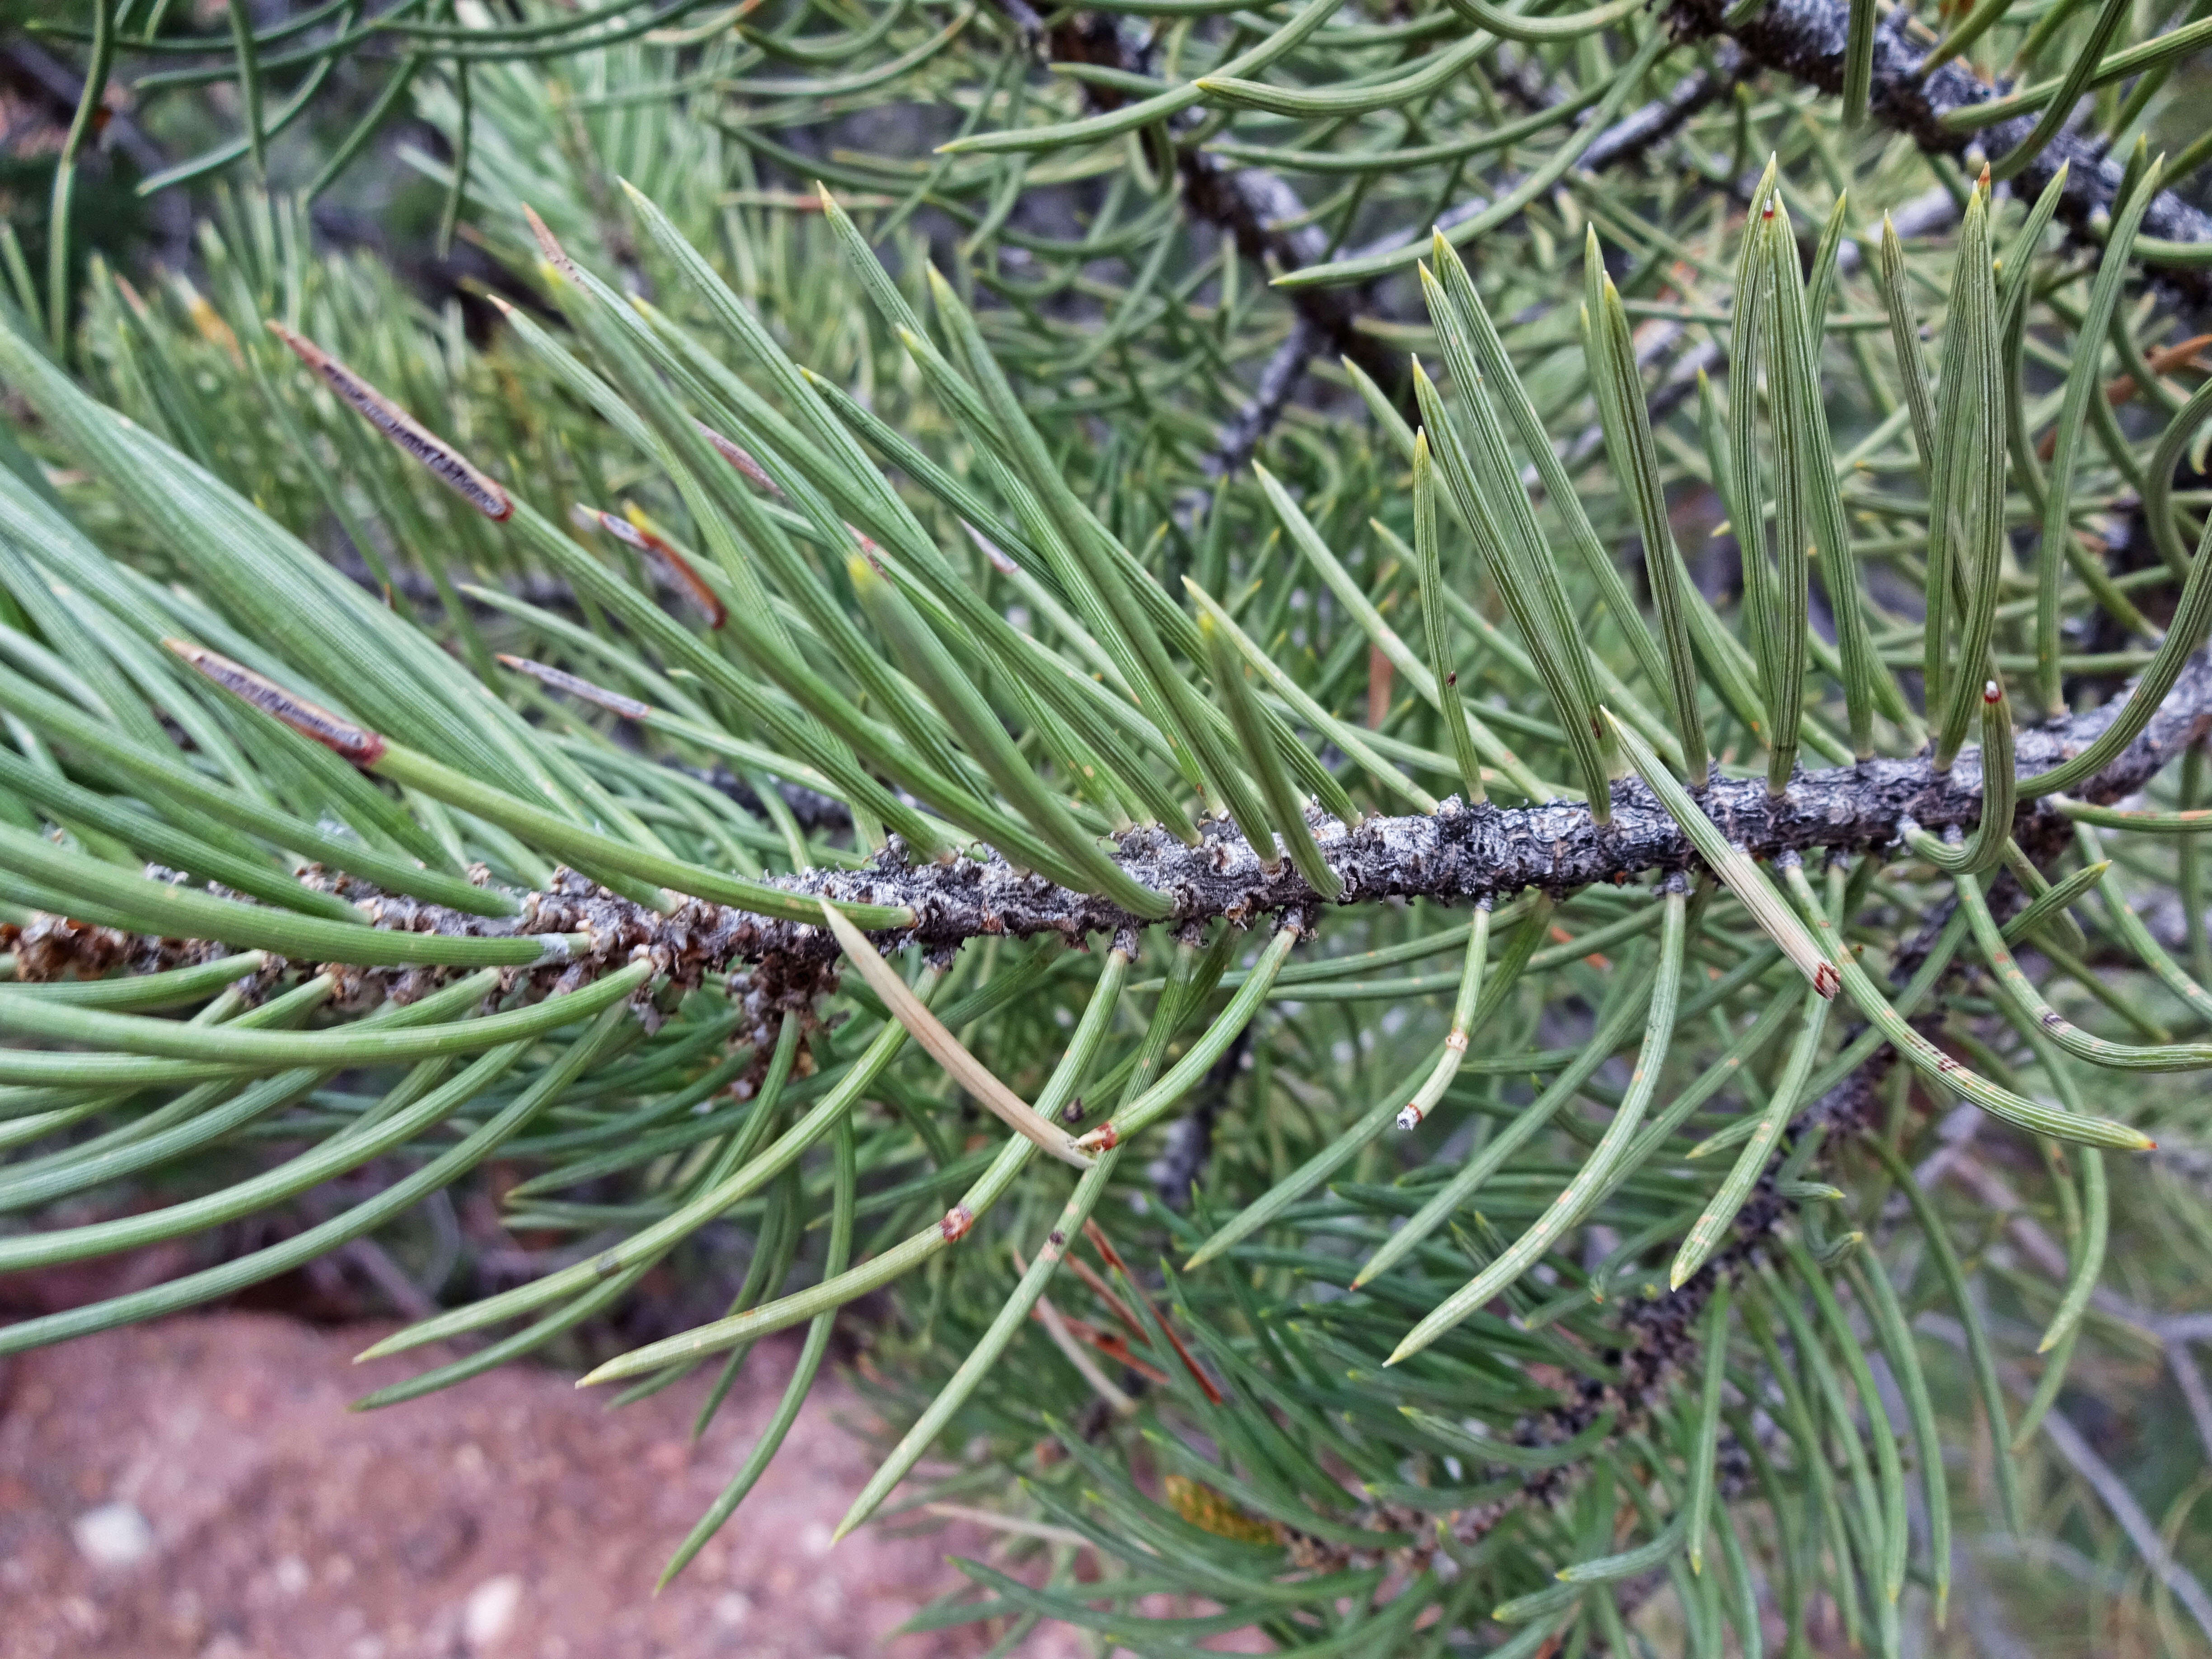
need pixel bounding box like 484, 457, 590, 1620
0, 1313, 1087, 1659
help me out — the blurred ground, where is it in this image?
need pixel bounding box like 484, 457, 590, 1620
0, 1312, 1083, 1659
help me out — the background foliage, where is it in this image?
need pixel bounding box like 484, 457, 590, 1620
3, 0, 2212, 1654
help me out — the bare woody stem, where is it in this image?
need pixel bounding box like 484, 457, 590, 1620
718, 644, 2212, 969
16, 653, 2212, 1000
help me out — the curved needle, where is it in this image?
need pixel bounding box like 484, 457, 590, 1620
818, 901, 1091, 1167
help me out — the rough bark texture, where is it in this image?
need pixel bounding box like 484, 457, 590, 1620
14, 653, 2212, 1011
747, 643, 2212, 968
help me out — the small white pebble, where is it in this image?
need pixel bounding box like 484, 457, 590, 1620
462, 1575, 522, 1650
73, 1503, 155, 1569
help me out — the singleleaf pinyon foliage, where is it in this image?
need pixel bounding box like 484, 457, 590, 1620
6, 0, 2212, 1651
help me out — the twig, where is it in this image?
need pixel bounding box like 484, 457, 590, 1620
1665, 0, 2212, 306
1031, 12, 1400, 478
1047, 20, 1744, 478
1205, 317, 1325, 481
16, 653, 2212, 1002
755, 642, 2212, 966
1580, 47, 1744, 173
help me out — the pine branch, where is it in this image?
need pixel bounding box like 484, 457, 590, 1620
1038, 17, 1746, 476
1202, 46, 1747, 473
1026, 10, 1403, 476
17, 14, 2212, 1636
1667, 0, 2212, 305
18, 653, 2211, 1009
763, 645, 2212, 963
